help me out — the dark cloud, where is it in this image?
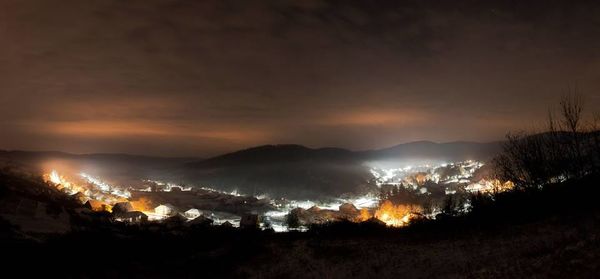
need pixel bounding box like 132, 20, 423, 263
1, 0, 600, 156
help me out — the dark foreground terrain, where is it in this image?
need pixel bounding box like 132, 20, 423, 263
2, 208, 598, 278
1, 171, 599, 278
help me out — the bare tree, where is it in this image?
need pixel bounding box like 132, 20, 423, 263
560, 90, 586, 175
494, 90, 599, 188
559, 91, 583, 134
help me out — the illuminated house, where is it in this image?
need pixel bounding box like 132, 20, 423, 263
184, 208, 202, 219
154, 204, 177, 216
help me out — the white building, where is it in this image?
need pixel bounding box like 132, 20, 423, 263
154, 204, 177, 216
184, 208, 202, 219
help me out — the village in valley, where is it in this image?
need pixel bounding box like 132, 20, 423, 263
0, 159, 515, 234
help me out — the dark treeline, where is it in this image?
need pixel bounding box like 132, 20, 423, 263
495, 92, 600, 188
451, 92, 600, 225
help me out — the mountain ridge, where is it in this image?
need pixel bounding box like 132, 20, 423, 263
188, 140, 503, 168
0, 139, 503, 163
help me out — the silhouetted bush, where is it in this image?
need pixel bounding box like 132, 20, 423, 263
286, 210, 300, 229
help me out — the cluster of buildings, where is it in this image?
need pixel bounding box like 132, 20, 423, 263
92, 200, 250, 228
45, 171, 242, 227
45, 170, 130, 206
369, 160, 511, 195
43, 162, 515, 232
464, 179, 515, 194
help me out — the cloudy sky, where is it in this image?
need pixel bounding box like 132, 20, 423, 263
1, 0, 600, 156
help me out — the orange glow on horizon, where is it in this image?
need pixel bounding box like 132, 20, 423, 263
27, 120, 269, 143
323, 110, 431, 126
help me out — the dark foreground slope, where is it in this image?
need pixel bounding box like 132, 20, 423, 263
1, 172, 599, 278
2, 201, 598, 278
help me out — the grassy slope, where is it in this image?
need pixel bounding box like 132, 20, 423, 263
5, 208, 596, 278
240, 212, 599, 278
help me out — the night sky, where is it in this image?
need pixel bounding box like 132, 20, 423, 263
1, 0, 600, 156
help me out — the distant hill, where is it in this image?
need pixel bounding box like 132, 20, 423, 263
184, 144, 368, 199
183, 141, 503, 199
187, 144, 357, 168
188, 141, 501, 168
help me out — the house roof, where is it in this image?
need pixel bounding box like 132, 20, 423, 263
156, 203, 175, 209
